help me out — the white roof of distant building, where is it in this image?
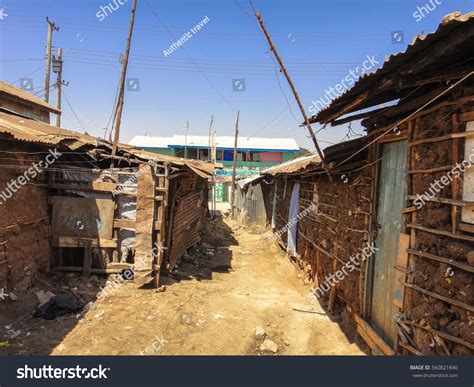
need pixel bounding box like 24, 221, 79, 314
129, 134, 299, 152
129, 135, 173, 149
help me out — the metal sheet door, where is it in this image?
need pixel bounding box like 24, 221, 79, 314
371, 140, 407, 346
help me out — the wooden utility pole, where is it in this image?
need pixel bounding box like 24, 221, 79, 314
207, 114, 214, 161
254, 12, 325, 165
230, 110, 240, 219
184, 120, 189, 158
111, 0, 138, 167
55, 48, 63, 127
44, 17, 59, 103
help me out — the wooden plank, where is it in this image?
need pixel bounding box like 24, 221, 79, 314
393, 234, 410, 309
407, 248, 474, 273
134, 164, 156, 286
113, 219, 135, 229
52, 236, 117, 248
404, 282, 474, 312
53, 266, 128, 274
406, 195, 474, 207
462, 121, 474, 224
459, 111, 474, 122
407, 223, 474, 242
82, 240, 92, 278
354, 314, 396, 355
51, 196, 115, 239
458, 222, 474, 234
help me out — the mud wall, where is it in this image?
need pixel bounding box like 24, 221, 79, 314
403, 101, 474, 355
0, 142, 50, 292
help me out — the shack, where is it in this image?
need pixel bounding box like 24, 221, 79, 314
263, 12, 474, 355
0, 82, 213, 293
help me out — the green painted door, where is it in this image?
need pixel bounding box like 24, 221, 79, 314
371, 140, 407, 346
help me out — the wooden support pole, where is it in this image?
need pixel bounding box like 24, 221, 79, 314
44, 17, 59, 103
111, 0, 138, 167
230, 110, 239, 219
254, 12, 325, 165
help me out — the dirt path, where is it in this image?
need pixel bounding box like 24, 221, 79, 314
1, 212, 365, 356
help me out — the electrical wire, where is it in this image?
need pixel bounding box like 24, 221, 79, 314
336, 71, 474, 167
144, 0, 236, 113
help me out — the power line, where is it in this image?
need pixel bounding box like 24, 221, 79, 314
62, 89, 88, 133
336, 71, 474, 167
144, 0, 236, 114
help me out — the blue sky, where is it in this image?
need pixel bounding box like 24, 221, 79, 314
0, 0, 472, 151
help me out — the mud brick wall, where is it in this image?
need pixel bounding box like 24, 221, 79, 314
269, 169, 373, 338
0, 142, 50, 291
296, 168, 373, 336
404, 101, 474, 355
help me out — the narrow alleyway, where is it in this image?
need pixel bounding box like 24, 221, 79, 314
1, 210, 365, 356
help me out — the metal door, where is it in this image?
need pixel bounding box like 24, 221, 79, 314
371, 140, 407, 346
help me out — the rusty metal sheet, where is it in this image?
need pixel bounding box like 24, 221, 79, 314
0, 81, 61, 113
51, 196, 115, 239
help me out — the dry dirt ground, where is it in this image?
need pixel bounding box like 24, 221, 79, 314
0, 210, 365, 356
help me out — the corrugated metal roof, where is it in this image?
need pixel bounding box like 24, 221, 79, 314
0, 112, 215, 176
130, 134, 300, 152
0, 81, 61, 114
0, 112, 98, 150
264, 154, 320, 175
311, 11, 474, 124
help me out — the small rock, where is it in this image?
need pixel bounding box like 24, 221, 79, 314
255, 326, 266, 341
260, 339, 278, 353
156, 285, 167, 293
467, 251, 474, 266
285, 340, 290, 346
8, 292, 17, 301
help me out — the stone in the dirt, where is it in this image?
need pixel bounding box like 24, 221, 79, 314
156, 285, 166, 293
260, 339, 278, 353
8, 292, 17, 301
35, 290, 56, 306
255, 326, 266, 341
33, 292, 85, 320
467, 251, 474, 266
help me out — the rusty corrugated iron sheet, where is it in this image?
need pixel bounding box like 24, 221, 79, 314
0, 111, 215, 176
311, 11, 474, 124
0, 111, 98, 149
0, 81, 61, 114
264, 154, 320, 176
167, 191, 206, 270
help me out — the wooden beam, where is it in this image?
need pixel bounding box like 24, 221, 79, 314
354, 314, 396, 355
82, 240, 92, 278
407, 223, 474, 242
404, 282, 474, 312
52, 236, 117, 248
407, 248, 474, 273
406, 195, 474, 207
